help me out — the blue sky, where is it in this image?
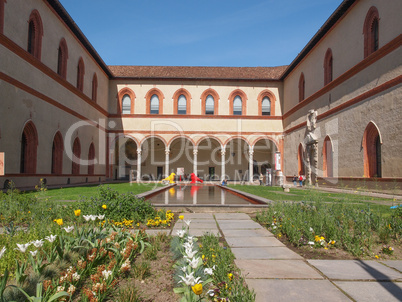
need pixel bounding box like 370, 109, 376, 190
59, 0, 343, 67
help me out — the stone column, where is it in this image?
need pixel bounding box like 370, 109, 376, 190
221, 149, 226, 181
136, 149, 142, 182
165, 148, 170, 177
248, 148, 254, 183
193, 148, 198, 175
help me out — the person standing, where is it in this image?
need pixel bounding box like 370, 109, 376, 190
293, 175, 298, 186
299, 174, 303, 187
259, 173, 264, 185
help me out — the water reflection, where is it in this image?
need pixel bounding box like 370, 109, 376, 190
148, 185, 250, 205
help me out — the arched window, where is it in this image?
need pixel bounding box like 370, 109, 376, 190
57, 38, 68, 79
323, 136, 333, 178
145, 88, 164, 114
229, 89, 247, 115
72, 137, 81, 175
298, 144, 305, 176
88, 143, 95, 175
258, 90, 276, 116
177, 95, 187, 115
121, 94, 131, 114
51, 132, 63, 174
91, 73, 97, 102
117, 87, 135, 114
363, 122, 382, 178
150, 94, 160, 114
205, 95, 214, 115
233, 96, 242, 116
261, 97, 271, 116
201, 88, 219, 115
76, 57, 85, 92
299, 73, 305, 102
173, 88, 191, 115
324, 48, 333, 86
27, 10, 43, 60
0, 0, 5, 34
20, 121, 38, 174
363, 6, 380, 58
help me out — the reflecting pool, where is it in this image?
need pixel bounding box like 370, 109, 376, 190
147, 185, 257, 205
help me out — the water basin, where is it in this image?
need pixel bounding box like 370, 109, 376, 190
147, 185, 263, 206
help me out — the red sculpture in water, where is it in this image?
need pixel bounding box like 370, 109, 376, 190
190, 173, 203, 184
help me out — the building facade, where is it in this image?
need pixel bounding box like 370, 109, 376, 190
0, 0, 401, 189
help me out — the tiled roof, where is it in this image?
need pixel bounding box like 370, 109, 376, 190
109, 65, 288, 81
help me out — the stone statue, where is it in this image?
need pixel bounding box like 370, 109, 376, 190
305, 109, 318, 186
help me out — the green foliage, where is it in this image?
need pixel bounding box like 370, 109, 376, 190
199, 234, 255, 302
256, 201, 401, 257
117, 286, 142, 302
77, 186, 157, 223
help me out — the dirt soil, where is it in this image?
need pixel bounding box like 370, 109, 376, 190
114, 237, 178, 302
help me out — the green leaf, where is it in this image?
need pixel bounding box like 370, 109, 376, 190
48, 291, 70, 302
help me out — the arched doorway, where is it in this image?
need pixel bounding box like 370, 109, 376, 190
298, 144, 305, 176
363, 122, 382, 178
88, 143, 95, 175
225, 138, 250, 181
51, 131, 63, 174
323, 136, 333, 177
169, 137, 194, 180
72, 137, 81, 175
20, 121, 38, 174
141, 137, 166, 180
114, 137, 138, 180
253, 138, 278, 175
197, 137, 222, 181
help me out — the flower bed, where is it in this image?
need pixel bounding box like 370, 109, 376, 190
256, 201, 401, 258
171, 216, 255, 301
0, 185, 179, 301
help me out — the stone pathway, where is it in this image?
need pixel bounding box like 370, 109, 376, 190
172, 212, 402, 302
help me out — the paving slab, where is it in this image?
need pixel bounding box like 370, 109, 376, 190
145, 229, 171, 236
186, 229, 221, 237
177, 213, 214, 219
173, 221, 217, 229
235, 260, 324, 279
221, 228, 274, 237
334, 281, 402, 302
232, 247, 303, 260
217, 220, 264, 230
226, 236, 285, 248
247, 279, 351, 302
308, 260, 402, 281
381, 260, 402, 273
214, 213, 250, 220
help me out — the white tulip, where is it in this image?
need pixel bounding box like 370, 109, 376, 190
45, 234, 57, 243
31, 239, 44, 248
30, 250, 38, 256
15, 243, 30, 253
0, 246, 6, 259
188, 257, 201, 269
63, 226, 74, 233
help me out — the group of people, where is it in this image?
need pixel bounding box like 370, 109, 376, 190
293, 174, 304, 187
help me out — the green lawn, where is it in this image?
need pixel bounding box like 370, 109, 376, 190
22, 182, 162, 201
229, 185, 396, 215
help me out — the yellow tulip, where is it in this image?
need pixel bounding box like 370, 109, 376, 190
102, 204, 107, 210
179, 215, 184, 220
191, 283, 202, 295
54, 218, 63, 226
74, 209, 81, 217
